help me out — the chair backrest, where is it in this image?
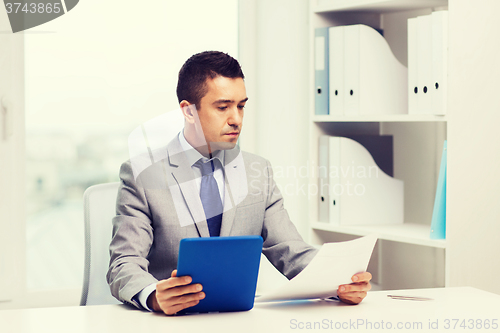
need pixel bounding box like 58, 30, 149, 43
80, 182, 122, 306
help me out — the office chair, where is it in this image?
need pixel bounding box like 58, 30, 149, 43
81, 182, 122, 306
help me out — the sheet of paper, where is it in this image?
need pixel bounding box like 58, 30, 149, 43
255, 234, 378, 302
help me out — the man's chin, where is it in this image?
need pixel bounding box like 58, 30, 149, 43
210, 141, 237, 151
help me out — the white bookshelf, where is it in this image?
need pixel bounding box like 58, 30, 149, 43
312, 114, 447, 122
311, 222, 446, 248
314, 0, 448, 13
308, 0, 448, 291
244, 0, 500, 297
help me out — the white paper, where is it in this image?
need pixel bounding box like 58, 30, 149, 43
256, 234, 378, 302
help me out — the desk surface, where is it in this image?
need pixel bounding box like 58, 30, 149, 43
1, 287, 499, 333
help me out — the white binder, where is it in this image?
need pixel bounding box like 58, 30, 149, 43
318, 136, 330, 222
315, 27, 329, 115
329, 26, 345, 115
408, 17, 418, 114
431, 10, 448, 115
321, 136, 404, 226
344, 25, 360, 116
329, 24, 407, 116
358, 25, 407, 115
329, 137, 341, 225
417, 14, 433, 114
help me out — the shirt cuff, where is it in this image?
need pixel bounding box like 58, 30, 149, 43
136, 283, 157, 312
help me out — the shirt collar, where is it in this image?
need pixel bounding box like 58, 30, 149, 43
178, 130, 224, 167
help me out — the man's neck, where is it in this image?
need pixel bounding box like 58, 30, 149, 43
183, 128, 213, 158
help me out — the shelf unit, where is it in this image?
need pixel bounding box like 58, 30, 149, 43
313, 114, 447, 122
314, 0, 448, 13
308, 0, 448, 290
311, 222, 446, 248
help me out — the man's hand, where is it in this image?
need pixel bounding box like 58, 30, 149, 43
337, 272, 372, 305
147, 270, 205, 315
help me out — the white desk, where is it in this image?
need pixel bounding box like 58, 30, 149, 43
1, 287, 499, 332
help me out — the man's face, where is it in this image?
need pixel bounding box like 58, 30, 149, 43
195, 76, 247, 152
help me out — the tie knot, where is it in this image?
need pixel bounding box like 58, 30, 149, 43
196, 159, 215, 176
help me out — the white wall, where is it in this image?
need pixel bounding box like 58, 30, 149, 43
239, 0, 311, 238
238, 1, 258, 154
447, 0, 500, 293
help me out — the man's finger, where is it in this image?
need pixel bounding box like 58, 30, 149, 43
172, 291, 205, 306
162, 283, 203, 299
158, 290, 205, 307
159, 292, 205, 315
171, 270, 177, 278
338, 295, 365, 305
163, 300, 200, 316
156, 276, 192, 291
339, 282, 371, 293
352, 272, 372, 283
338, 291, 368, 305
339, 291, 367, 301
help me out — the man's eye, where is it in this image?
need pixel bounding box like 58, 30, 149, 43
218, 106, 227, 111
238, 105, 246, 110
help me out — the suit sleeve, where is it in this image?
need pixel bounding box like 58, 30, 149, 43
106, 160, 158, 308
260, 159, 319, 279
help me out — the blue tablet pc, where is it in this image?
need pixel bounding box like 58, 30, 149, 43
176, 235, 263, 313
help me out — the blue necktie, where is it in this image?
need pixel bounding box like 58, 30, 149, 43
197, 159, 223, 237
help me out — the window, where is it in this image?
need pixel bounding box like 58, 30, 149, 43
25, 0, 238, 292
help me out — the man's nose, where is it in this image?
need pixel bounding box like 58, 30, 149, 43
227, 106, 243, 127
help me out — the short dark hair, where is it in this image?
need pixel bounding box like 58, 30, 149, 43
176, 51, 244, 108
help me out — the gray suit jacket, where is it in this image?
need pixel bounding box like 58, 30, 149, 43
107, 136, 318, 307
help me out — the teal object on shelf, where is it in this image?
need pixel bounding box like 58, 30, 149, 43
430, 141, 447, 239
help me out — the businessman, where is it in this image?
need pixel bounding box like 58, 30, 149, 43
107, 51, 372, 315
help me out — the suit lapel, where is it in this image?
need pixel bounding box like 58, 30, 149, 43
220, 146, 247, 236
167, 138, 210, 238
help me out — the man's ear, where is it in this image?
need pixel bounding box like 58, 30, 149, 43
180, 100, 196, 124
